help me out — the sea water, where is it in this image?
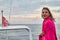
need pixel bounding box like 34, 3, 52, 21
0, 24, 60, 40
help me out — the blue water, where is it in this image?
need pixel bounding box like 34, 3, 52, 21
0, 24, 60, 40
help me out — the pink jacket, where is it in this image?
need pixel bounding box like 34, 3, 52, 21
39, 17, 57, 40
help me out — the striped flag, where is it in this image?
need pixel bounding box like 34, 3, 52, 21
2, 16, 9, 27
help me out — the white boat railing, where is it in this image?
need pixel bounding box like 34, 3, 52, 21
0, 25, 33, 40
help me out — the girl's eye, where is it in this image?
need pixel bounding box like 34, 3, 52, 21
42, 12, 44, 13
45, 12, 48, 13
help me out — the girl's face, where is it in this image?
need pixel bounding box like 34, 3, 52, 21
41, 9, 50, 19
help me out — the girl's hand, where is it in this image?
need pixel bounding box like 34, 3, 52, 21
40, 32, 45, 37
39, 32, 45, 40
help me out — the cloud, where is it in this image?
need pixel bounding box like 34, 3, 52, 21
0, 0, 60, 24
34, 6, 60, 13
10, 13, 40, 18
9, 13, 60, 24
10, 15, 42, 24
7, 13, 41, 24
0, 0, 60, 15
52, 10, 60, 13
0, 0, 3, 1
47, 1, 60, 6
11, 0, 60, 15
53, 13, 60, 18
41, 0, 52, 2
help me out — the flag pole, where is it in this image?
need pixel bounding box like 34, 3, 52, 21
1, 10, 3, 26
1, 10, 3, 17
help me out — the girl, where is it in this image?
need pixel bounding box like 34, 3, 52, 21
39, 7, 57, 40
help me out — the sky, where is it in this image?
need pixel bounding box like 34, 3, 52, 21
0, 0, 60, 24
